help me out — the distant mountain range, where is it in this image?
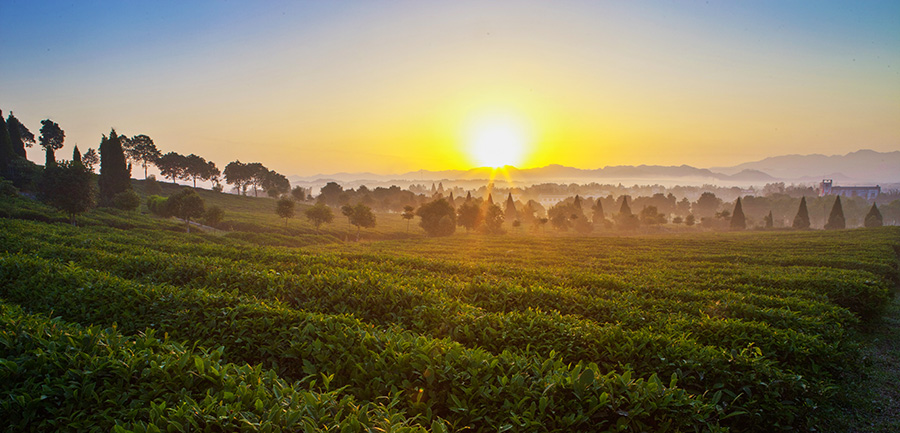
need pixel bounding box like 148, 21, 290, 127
290, 149, 899, 186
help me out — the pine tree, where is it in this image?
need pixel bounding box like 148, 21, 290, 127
73, 145, 82, 165
792, 197, 810, 229
504, 192, 518, 222
824, 196, 846, 230
619, 196, 632, 216
98, 129, 132, 206
865, 203, 883, 228
730, 197, 746, 230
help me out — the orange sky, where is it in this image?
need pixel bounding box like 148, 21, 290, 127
2, 1, 898, 176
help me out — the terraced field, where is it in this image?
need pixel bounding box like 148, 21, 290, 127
1, 211, 897, 432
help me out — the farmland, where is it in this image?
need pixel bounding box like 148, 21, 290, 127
1, 195, 898, 432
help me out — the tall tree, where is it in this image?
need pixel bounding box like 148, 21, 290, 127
261, 169, 290, 197
401, 205, 415, 233
39, 119, 65, 167
865, 203, 883, 228
591, 200, 605, 225
72, 146, 82, 165
0, 110, 13, 172
183, 154, 216, 188
346, 203, 376, 241
6, 112, 35, 159
223, 160, 254, 194
247, 162, 267, 197
504, 193, 518, 222
124, 135, 160, 179
456, 200, 481, 232
158, 152, 188, 184
764, 211, 774, 229
792, 196, 810, 229
98, 129, 132, 206
824, 196, 846, 230
730, 197, 746, 230
38, 160, 94, 224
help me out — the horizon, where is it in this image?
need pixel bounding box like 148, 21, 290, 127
2, 1, 899, 176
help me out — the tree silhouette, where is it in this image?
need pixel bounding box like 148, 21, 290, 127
346, 203, 376, 241
730, 197, 746, 230
692, 192, 721, 219
39, 119, 65, 167
98, 129, 132, 206
224, 160, 253, 194
261, 170, 290, 197
764, 211, 774, 229
591, 200, 605, 225
456, 201, 481, 232
865, 203, 883, 228
158, 152, 187, 184
318, 182, 343, 206
6, 112, 34, 159
275, 197, 295, 227
72, 146, 82, 165
481, 203, 504, 234
0, 111, 17, 172
291, 186, 307, 201
616, 196, 639, 230
304, 203, 334, 233
824, 196, 845, 230
38, 160, 94, 224
416, 198, 456, 237
81, 148, 99, 172
504, 193, 518, 222
124, 135, 161, 179
792, 197, 810, 229
401, 205, 415, 233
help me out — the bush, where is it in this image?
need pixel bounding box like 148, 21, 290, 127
113, 189, 141, 211
203, 205, 225, 227
146, 195, 170, 217
144, 175, 162, 195
0, 178, 18, 197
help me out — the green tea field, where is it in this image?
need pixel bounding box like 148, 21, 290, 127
1, 195, 898, 432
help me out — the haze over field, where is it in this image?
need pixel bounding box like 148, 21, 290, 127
1, 0, 898, 177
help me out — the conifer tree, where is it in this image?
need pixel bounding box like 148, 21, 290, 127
504, 192, 518, 222
764, 210, 774, 229
0, 110, 14, 172
73, 146, 82, 165
865, 203, 883, 228
619, 196, 632, 216
792, 196, 810, 229
592, 200, 605, 224
7, 112, 34, 158
98, 128, 132, 206
730, 197, 746, 230
824, 196, 846, 230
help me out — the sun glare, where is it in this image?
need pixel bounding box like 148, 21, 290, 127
467, 116, 530, 168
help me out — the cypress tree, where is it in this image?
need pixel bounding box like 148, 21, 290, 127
619, 196, 632, 216
764, 210, 774, 228
730, 197, 746, 230
98, 129, 132, 206
73, 145, 82, 165
865, 203, 883, 228
792, 197, 810, 229
824, 196, 846, 230
0, 110, 14, 172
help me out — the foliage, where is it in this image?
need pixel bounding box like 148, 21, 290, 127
0, 178, 19, 197
113, 189, 141, 211
81, 148, 99, 172
275, 197, 295, 225
456, 201, 481, 232
123, 134, 161, 179
203, 205, 225, 227
38, 119, 65, 166
865, 203, 883, 228
98, 129, 132, 206
304, 203, 334, 232
6, 112, 35, 159
146, 195, 170, 217
824, 196, 846, 230
0, 110, 14, 171
417, 198, 456, 237
223, 160, 254, 195
341, 202, 376, 240
730, 197, 746, 230
793, 197, 810, 229
166, 188, 205, 231
37, 160, 94, 223
157, 152, 187, 184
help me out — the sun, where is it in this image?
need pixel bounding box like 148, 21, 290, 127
467, 115, 530, 168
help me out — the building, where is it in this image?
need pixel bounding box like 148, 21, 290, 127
819, 179, 880, 200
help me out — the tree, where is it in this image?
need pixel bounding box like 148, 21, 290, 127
113, 190, 141, 211
124, 135, 161, 179
401, 205, 415, 233
0, 111, 16, 171
685, 214, 696, 226
275, 197, 295, 227
730, 197, 746, 230
824, 196, 845, 230
39, 119, 65, 167
203, 205, 225, 228
764, 211, 774, 229
865, 203, 883, 228
261, 170, 290, 197
591, 200, 605, 225
456, 201, 481, 232
481, 203, 504, 234
183, 154, 216, 188
346, 203, 376, 241
640, 206, 666, 225
692, 192, 721, 220
82, 148, 99, 172
38, 160, 94, 224
224, 160, 253, 194
157, 152, 187, 184
792, 197, 810, 229
504, 193, 518, 222
7, 112, 35, 159
304, 203, 334, 233
616, 196, 639, 230
167, 188, 205, 232
291, 186, 307, 201
246, 162, 267, 197
416, 198, 456, 237
72, 145, 82, 165
98, 129, 132, 206
318, 181, 343, 206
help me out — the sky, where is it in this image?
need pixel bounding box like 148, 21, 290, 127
1, 0, 898, 176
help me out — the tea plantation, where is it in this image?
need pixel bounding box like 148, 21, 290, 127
1, 199, 897, 432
